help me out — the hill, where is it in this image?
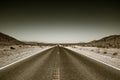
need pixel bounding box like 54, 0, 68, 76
0, 32, 24, 45
83, 35, 120, 48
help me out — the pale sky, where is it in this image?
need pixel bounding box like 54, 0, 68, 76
0, 1, 120, 43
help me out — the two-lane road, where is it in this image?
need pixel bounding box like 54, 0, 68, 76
0, 46, 120, 80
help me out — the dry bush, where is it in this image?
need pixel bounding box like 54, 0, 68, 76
113, 52, 118, 56
19, 46, 22, 47
97, 51, 100, 53
103, 51, 107, 54
91, 50, 94, 51
10, 47, 15, 50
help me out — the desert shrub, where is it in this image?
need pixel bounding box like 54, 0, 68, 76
113, 52, 118, 56
3, 49, 8, 51
10, 47, 15, 50
91, 50, 94, 51
103, 51, 107, 54
19, 46, 22, 47
72, 46, 75, 48
97, 51, 100, 53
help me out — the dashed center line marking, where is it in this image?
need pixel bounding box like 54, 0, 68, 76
53, 67, 60, 80
57, 52, 60, 54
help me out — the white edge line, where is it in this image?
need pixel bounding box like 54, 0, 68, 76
66, 47, 120, 71
0, 47, 52, 70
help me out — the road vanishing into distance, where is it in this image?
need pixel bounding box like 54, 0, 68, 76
0, 46, 120, 80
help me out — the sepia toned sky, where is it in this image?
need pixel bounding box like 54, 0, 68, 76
0, 0, 120, 43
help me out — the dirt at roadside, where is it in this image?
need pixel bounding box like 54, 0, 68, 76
0, 45, 50, 68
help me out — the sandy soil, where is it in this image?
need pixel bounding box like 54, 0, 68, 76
66, 46, 120, 69
0, 45, 52, 68
73, 46, 120, 59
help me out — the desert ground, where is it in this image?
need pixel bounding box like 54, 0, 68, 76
0, 45, 51, 68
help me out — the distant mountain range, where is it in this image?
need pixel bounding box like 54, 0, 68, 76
0, 32, 55, 46
61, 35, 120, 48
0, 32, 120, 48
23, 41, 56, 46
0, 32, 24, 45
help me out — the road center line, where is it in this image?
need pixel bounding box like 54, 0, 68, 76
53, 67, 60, 80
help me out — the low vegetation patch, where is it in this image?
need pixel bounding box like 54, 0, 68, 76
103, 51, 107, 54
10, 47, 15, 50
19, 46, 22, 47
112, 52, 118, 56
97, 51, 100, 53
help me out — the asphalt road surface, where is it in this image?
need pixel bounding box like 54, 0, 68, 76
0, 46, 120, 80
